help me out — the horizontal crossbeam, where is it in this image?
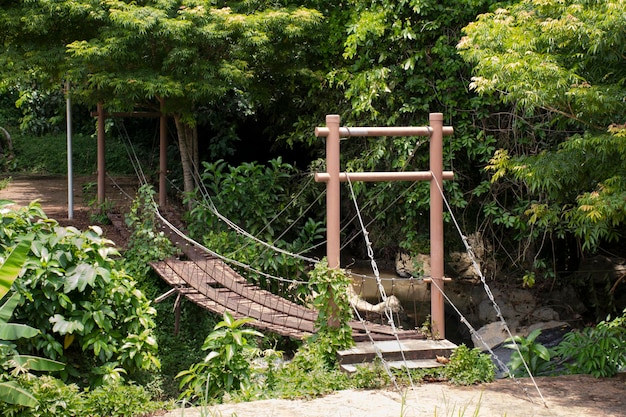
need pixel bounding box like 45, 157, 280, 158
315, 171, 454, 183
315, 126, 454, 138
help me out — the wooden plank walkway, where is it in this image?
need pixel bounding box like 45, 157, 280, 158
152, 215, 424, 342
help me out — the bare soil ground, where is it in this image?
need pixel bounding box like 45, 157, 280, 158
160, 373, 626, 417
0, 174, 137, 247
2, 176, 625, 417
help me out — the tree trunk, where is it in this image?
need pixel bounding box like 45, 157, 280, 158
173, 115, 199, 202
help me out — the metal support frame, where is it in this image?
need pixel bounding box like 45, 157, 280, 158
94, 103, 168, 206
315, 113, 454, 339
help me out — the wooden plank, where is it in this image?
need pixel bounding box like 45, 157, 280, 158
153, 231, 425, 341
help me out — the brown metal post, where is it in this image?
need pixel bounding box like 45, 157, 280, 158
159, 99, 167, 207
429, 113, 445, 339
326, 115, 341, 270
97, 103, 106, 204
325, 115, 341, 328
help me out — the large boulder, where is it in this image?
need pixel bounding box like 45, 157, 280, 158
394, 232, 495, 282
394, 252, 431, 278
473, 320, 568, 351
447, 232, 495, 282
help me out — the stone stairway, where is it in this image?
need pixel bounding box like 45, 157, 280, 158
337, 339, 457, 373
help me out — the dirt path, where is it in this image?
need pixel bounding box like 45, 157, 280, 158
161, 374, 625, 417
0, 174, 138, 246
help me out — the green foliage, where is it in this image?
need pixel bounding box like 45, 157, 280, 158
81, 382, 165, 417
123, 184, 176, 281
459, 0, 626, 272
0, 202, 159, 386
459, 1, 625, 127
443, 344, 495, 385
0, 240, 64, 409
176, 312, 263, 403
312, 0, 497, 254
504, 329, 554, 377
150, 299, 217, 400
308, 259, 354, 357
555, 311, 626, 378
485, 130, 626, 254
0, 376, 167, 417
350, 358, 392, 389
0, 376, 83, 417
10, 132, 134, 176
13, 86, 64, 136
186, 159, 324, 301
266, 335, 351, 399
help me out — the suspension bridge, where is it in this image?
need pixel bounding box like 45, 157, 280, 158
101, 112, 546, 402
150, 211, 426, 342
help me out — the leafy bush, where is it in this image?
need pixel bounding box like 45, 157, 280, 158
0, 240, 64, 409
350, 358, 391, 389
176, 312, 263, 403
0, 202, 159, 385
266, 335, 351, 399
444, 344, 495, 385
504, 329, 554, 377
81, 382, 166, 417
0, 376, 83, 417
185, 158, 324, 300
308, 259, 354, 361
122, 184, 177, 282
0, 376, 167, 417
555, 311, 626, 378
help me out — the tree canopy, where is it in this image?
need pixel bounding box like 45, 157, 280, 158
1, 0, 322, 194
1, 0, 626, 298
458, 0, 626, 257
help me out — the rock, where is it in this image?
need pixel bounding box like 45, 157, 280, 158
472, 321, 508, 350
447, 232, 495, 282
473, 320, 569, 351
395, 252, 430, 278
531, 307, 560, 322
347, 285, 403, 314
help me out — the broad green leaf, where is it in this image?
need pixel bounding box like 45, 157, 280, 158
0, 322, 39, 340
0, 381, 38, 407
0, 292, 21, 323
11, 354, 65, 372
64, 263, 97, 292
49, 314, 84, 335
0, 239, 31, 299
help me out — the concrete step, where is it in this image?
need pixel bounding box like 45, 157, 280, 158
337, 339, 457, 371
340, 358, 447, 373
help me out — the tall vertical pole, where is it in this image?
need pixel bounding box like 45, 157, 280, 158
97, 103, 106, 205
325, 115, 341, 328
326, 115, 341, 269
65, 81, 73, 220
159, 99, 167, 207
429, 113, 445, 339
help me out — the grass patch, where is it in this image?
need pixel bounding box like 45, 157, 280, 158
10, 131, 153, 175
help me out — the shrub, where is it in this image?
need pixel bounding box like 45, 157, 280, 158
0, 377, 167, 417
555, 310, 626, 378
0, 376, 83, 417
267, 337, 351, 399
185, 158, 324, 301
0, 202, 159, 385
444, 344, 496, 385
504, 329, 554, 377
82, 383, 166, 417
176, 312, 263, 403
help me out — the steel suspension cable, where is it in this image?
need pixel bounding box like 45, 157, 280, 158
430, 173, 548, 408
